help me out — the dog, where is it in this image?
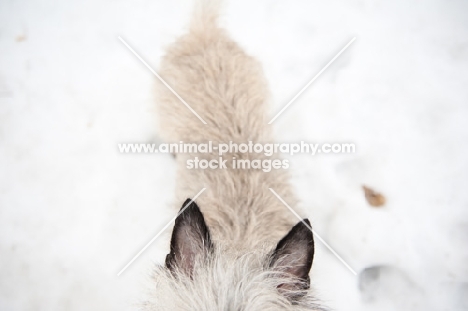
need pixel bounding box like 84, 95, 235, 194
144, 1, 324, 310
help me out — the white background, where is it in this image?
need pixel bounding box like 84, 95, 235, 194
1, 0, 467, 310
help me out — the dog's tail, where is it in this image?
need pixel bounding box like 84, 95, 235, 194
157, 0, 271, 144
189, 0, 220, 35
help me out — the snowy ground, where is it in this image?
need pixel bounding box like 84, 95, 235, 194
1, 0, 468, 310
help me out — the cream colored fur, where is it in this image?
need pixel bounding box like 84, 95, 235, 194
157, 1, 297, 250
146, 1, 324, 310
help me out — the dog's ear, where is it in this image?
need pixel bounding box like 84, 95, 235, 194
165, 199, 213, 276
270, 219, 314, 293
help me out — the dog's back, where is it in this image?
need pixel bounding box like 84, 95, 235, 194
157, 0, 297, 249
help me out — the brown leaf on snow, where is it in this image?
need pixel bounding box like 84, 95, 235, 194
362, 185, 386, 207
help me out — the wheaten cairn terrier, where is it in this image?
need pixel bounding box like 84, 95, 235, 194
144, 1, 325, 310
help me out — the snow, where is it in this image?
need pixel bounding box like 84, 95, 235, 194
1, 0, 467, 310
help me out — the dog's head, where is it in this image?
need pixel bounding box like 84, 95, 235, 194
145, 199, 323, 311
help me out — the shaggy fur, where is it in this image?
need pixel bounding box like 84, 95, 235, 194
146, 1, 325, 310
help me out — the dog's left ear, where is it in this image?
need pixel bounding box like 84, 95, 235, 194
165, 199, 213, 276
270, 219, 315, 292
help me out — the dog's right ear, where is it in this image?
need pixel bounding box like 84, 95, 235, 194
165, 199, 213, 276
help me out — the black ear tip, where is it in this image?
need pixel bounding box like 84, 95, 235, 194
177, 199, 205, 226
294, 219, 313, 242
180, 198, 199, 212
183, 198, 193, 207
294, 219, 311, 231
